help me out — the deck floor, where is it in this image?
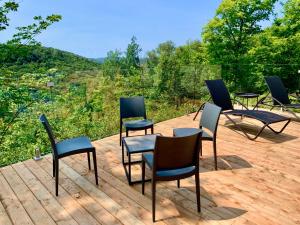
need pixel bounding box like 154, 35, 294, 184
0, 113, 299, 225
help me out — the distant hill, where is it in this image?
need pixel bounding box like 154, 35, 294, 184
0, 44, 101, 73
89, 57, 105, 64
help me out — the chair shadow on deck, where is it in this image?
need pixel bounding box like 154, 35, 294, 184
223, 118, 297, 143
169, 186, 248, 222
200, 155, 252, 172
204, 206, 248, 221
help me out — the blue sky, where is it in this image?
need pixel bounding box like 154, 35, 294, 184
1, 0, 282, 58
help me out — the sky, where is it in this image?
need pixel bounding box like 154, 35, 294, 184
1, 0, 282, 58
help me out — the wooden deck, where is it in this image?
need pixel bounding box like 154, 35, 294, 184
0, 113, 299, 225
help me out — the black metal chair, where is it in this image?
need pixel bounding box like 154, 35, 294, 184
174, 103, 222, 170
39, 114, 98, 196
256, 76, 300, 119
142, 132, 202, 222
205, 79, 291, 140
120, 96, 154, 145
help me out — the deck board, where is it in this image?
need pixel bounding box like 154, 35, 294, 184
0, 113, 299, 224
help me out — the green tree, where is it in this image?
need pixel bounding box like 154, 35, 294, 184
101, 50, 123, 79
202, 0, 277, 90
0, 0, 61, 147
124, 36, 142, 75
247, 0, 300, 92
0, 0, 18, 31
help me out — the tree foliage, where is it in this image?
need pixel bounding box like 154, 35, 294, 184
203, 0, 278, 90
0, 0, 18, 31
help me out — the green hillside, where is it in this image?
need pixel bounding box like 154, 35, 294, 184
0, 44, 101, 74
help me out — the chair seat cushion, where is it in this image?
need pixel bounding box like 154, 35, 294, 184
143, 153, 195, 177
123, 119, 153, 129
225, 110, 289, 124
173, 128, 211, 139
56, 136, 94, 157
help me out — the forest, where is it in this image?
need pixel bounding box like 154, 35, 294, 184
0, 0, 299, 166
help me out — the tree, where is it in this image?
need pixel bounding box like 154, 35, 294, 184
0, 0, 61, 147
124, 36, 142, 75
202, 0, 277, 90
101, 50, 123, 79
247, 0, 300, 92
0, 0, 18, 31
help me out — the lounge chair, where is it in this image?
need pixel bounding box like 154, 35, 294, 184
205, 79, 291, 140
256, 76, 300, 119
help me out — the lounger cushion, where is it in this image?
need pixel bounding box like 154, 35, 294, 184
224, 110, 289, 124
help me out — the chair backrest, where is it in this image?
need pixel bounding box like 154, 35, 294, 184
265, 76, 291, 105
39, 114, 57, 156
205, 79, 234, 111
200, 103, 222, 136
120, 96, 147, 120
153, 132, 201, 171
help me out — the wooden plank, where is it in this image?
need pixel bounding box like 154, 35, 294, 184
24, 160, 102, 225
26, 160, 120, 225
0, 198, 12, 225
56, 158, 146, 225
12, 162, 78, 225
61, 156, 185, 225
0, 168, 34, 225
89, 141, 238, 221
39, 158, 165, 225
64, 154, 221, 225
1, 165, 56, 225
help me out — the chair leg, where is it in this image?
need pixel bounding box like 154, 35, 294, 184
128, 152, 131, 185
213, 139, 217, 170
119, 125, 122, 146
126, 129, 129, 137
199, 139, 203, 157
93, 150, 99, 185
152, 179, 156, 222
142, 160, 145, 195
121, 140, 125, 164
87, 152, 91, 170
53, 158, 55, 177
151, 126, 154, 134
177, 179, 180, 188
145, 129, 147, 135
195, 172, 201, 212
55, 159, 59, 196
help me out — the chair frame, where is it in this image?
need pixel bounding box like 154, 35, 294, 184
40, 115, 98, 196
141, 133, 202, 222
120, 96, 154, 145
